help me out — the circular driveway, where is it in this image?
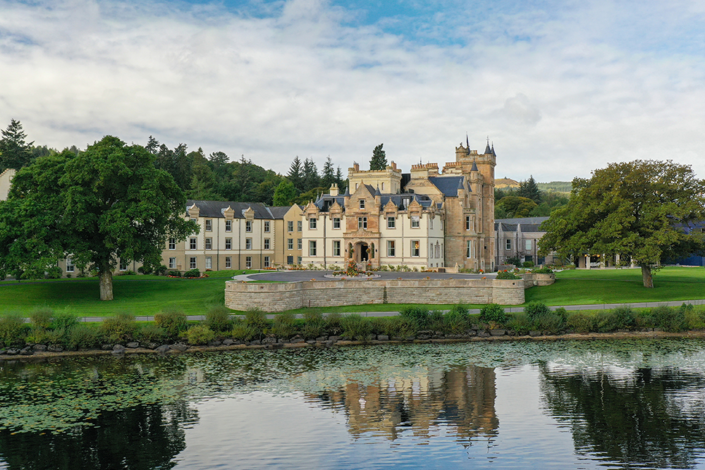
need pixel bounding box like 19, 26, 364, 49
243, 270, 495, 282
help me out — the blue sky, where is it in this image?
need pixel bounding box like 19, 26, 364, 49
1, 0, 704, 181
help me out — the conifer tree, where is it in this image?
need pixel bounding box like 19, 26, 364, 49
518, 175, 542, 204
302, 157, 320, 192
0, 119, 34, 171
287, 156, 304, 193
321, 156, 336, 190
369, 143, 387, 170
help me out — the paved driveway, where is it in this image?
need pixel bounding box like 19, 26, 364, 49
242, 270, 494, 282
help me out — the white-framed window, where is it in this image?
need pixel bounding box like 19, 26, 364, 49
205, 238, 212, 250
66, 257, 75, 272
205, 219, 212, 231
467, 240, 473, 258
225, 257, 231, 268
333, 240, 341, 256
264, 238, 270, 250
297, 221, 302, 231
309, 240, 317, 256
264, 256, 270, 268
387, 217, 395, 229
387, 240, 395, 257
189, 257, 196, 269
288, 221, 294, 232
189, 238, 197, 250
506, 239, 512, 250
525, 239, 532, 250
169, 238, 176, 250
264, 221, 270, 233
225, 238, 232, 250
358, 217, 367, 229
246, 221, 252, 232
225, 220, 232, 232
288, 238, 294, 250
411, 216, 420, 228
246, 238, 252, 250
411, 241, 420, 257
246, 256, 252, 269
435, 243, 441, 259
205, 257, 212, 270
333, 218, 341, 229
430, 244, 434, 259
119, 260, 127, 271
466, 216, 471, 231
297, 239, 302, 250
169, 257, 176, 269
359, 199, 365, 209
309, 218, 317, 229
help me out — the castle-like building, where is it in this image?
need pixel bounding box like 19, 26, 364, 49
301, 140, 497, 271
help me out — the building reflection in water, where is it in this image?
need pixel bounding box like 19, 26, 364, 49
304, 365, 498, 443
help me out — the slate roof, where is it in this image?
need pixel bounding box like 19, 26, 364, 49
267, 206, 292, 219
494, 220, 547, 233
186, 200, 274, 219
428, 176, 465, 196
313, 193, 435, 211
495, 217, 549, 225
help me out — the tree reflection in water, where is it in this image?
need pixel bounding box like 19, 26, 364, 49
540, 365, 705, 469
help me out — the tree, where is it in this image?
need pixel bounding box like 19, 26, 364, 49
539, 160, 705, 288
370, 143, 387, 171
517, 175, 541, 203
287, 156, 304, 193
335, 166, 347, 193
0, 119, 34, 171
496, 196, 537, 218
302, 157, 320, 192
0, 136, 197, 300
321, 156, 336, 190
273, 179, 297, 206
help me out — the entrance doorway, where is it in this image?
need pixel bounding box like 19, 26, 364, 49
355, 242, 369, 263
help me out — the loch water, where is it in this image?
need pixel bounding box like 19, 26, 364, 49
1, 339, 705, 469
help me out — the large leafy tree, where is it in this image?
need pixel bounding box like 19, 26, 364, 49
539, 160, 705, 287
0, 119, 34, 171
273, 179, 297, 206
0, 136, 197, 300
369, 143, 387, 170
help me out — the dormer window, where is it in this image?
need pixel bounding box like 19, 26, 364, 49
309, 218, 317, 229
359, 199, 365, 209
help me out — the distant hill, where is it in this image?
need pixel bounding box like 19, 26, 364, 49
537, 181, 572, 193
496, 177, 520, 189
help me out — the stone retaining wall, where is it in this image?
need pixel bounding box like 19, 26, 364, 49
522, 273, 556, 287
225, 278, 525, 312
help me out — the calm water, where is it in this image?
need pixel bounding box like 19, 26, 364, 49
1, 340, 705, 469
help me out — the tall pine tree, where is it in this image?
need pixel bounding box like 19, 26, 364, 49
302, 157, 320, 192
369, 143, 387, 170
518, 175, 542, 204
287, 156, 304, 193
321, 156, 336, 190
0, 119, 34, 171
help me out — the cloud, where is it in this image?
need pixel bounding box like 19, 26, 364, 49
0, 0, 704, 182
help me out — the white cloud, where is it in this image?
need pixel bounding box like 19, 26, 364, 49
0, 0, 704, 182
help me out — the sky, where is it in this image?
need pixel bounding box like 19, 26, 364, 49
1, 0, 704, 182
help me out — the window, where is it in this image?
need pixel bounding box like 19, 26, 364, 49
297, 221, 302, 231
387, 240, 395, 257
430, 217, 433, 229
359, 199, 365, 209
264, 238, 270, 250
429, 244, 434, 258
246, 221, 252, 232
189, 257, 196, 269
66, 257, 75, 273
205, 219, 212, 231
225, 238, 232, 250
264, 256, 270, 268
205, 238, 212, 250
358, 217, 367, 229
169, 238, 176, 250
466, 240, 473, 258
333, 240, 341, 256
205, 257, 212, 270
465, 216, 471, 231
387, 217, 395, 229
309, 218, 317, 229
309, 240, 317, 256
297, 239, 302, 250
411, 241, 420, 257
288, 221, 294, 232
246, 257, 252, 269
264, 221, 270, 232
225, 220, 232, 232
333, 218, 341, 229
287, 238, 294, 250
190, 218, 197, 224
525, 239, 532, 250
411, 216, 420, 228
169, 257, 176, 269
225, 257, 231, 268
506, 239, 512, 250
119, 260, 128, 271
435, 243, 440, 259
381, 182, 385, 191
246, 238, 252, 250
297, 256, 302, 265
355, 183, 358, 190
189, 238, 197, 250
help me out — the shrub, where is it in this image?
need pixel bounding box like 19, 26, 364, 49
341, 314, 373, 340
302, 311, 325, 339
52, 311, 79, 331
230, 323, 258, 341
29, 307, 53, 330
45, 266, 63, 279
444, 309, 470, 334
273, 312, 296, 338
399, 306, 430, 329
379, 316, 417, 337
168, 270, 181, 277
635, 310, 657, 329
137, 265, 153, 275
156, 265, 168, 276
26, 327, 54, 345
136, 324, 167, 343
566, 312, 594, 333
45, 328, 67, 346
532, 267, 553, 274
652, 306, 686, 333
205, 306, 233, 332
100, 312, 137, 343
183, 269, 201, 278
244, 308, 270, 331
429, 310, 445, 331
479, 304, 507, 324
523, 261, 534, 268
593, 311, 619, 332
524, 302, 551, 322
533, 312, 565, 334
0, 313, 26, 347
506, 313, 532, 334
186, 325, 215, 345
325, 312, 343, 336
683, 304, 705, 330
155, 308, 189, 339
612, 307, 636, 330
496, 271, 521, 280
67, 325, 102, 350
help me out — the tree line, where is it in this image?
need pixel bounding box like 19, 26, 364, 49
494, 175, 570, 218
